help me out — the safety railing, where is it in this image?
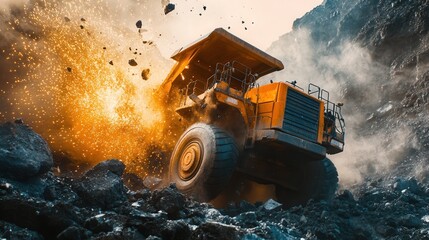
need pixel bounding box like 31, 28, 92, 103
178, 61, 257, 107
209, 61, 257, 95
308, 83, 345, 140
178, 79, 207, 107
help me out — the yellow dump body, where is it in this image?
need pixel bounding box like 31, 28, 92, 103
161, 28, 284, 95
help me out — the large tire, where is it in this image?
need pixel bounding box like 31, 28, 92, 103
169, 123, 239, 201
276, 158, 338, 207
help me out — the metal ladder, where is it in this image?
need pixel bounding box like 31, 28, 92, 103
245, 83, 260, 149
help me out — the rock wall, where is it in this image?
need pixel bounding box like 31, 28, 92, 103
267, 0, 429, 185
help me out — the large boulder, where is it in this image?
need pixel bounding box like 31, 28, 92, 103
0, 121, 53, 180
151, 184, 186, 219
73, 159, 127, 209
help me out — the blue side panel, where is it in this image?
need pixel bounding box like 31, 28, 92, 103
283, 89, 320, 142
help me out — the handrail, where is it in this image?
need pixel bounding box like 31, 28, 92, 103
307, 83, 345, 141
177, 60, 256, 107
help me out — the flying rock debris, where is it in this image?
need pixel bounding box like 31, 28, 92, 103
164, 3, 175, 15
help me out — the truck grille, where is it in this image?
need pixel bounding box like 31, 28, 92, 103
283, 89, 320, 142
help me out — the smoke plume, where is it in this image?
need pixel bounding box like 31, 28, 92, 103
265, 28, 422, 188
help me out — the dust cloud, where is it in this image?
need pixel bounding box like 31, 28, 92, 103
264, 29, 421, 188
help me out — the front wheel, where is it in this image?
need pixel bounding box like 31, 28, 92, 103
169, 123, 238, 201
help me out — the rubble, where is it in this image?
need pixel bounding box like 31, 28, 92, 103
1, 129, 429, 240
72, 160, 127, 209
141, 68, 151, 80
1, 155, 429, 239
128, 59, 138, 66
260, 199, 282, 211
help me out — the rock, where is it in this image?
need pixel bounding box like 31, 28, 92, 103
0, 196, 43, 231
160, 220, 191, 240
141, 68, 151, 80
133, 189, 152, 201
260, 199, 282, 211
393, 178, 421, 194
398, 214, 422, 228
0, 220, 44, 240
0, 182, 12, 192
151, 184, 186, 219
56, 226, 91, 240
0, 122, 53, 181
146, 236, 162, 240
337, 190, 355, 202
38, 203, 84, 238
321, 210, 329, 219
91, 229, 145, 240
42, 176, 79, 203
84, 214, 113, 233
164, 3, 175, 15
85, 159, 125, 177
375, 224, 396, 237
348, 218, 376, 239
190, 222, 239, 240
136, 20, 142, 29
128, 59, 138, 66
73, 160, 127, 209
123, 172, 146, 191
0, 196, 84, 239
128, 211, 168, 237
14, 118, 23, 124
238, 201, 256, 212
233, 211, 258, 228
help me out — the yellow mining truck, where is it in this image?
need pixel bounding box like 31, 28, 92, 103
161, 28, 345, 206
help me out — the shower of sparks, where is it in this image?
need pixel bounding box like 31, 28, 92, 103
0, 0, 179, 177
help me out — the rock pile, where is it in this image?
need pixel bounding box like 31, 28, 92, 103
1, 121, 429, 239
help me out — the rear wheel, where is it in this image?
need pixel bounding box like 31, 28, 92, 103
169, 123, 239, 201
276, 158, 338, 207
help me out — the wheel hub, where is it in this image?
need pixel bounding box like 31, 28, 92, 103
178, 141, 203, 180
